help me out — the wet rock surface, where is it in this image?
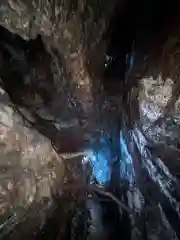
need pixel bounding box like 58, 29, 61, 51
0, 0, 180, 240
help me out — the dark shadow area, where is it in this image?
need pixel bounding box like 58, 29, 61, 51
103, 0, 180, 94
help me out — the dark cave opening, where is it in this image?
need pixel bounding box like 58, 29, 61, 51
103, 0, 180, 95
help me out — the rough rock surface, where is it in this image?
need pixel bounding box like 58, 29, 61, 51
0, 0, 120, 238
